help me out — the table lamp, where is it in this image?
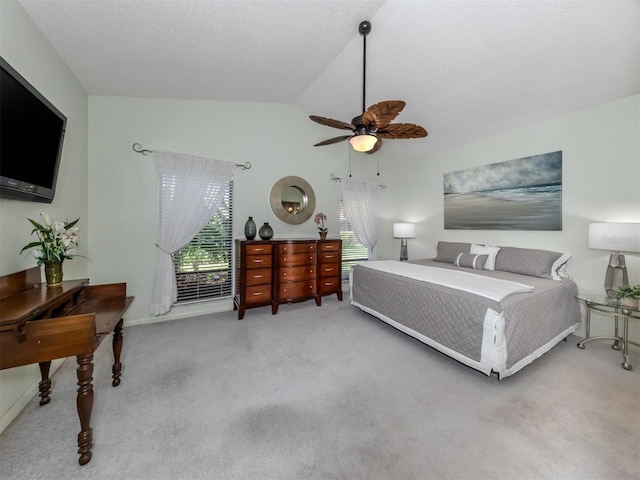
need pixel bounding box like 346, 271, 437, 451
393, 223, 416, 261
588, 222, 640, 298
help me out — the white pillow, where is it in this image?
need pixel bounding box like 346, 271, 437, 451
470, 244, 501, 271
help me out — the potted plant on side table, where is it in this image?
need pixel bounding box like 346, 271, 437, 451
616, 284, 640, 310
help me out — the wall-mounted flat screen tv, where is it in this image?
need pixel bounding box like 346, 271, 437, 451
0, 57, 67, 203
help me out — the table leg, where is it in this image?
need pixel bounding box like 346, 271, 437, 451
38, 361, 52, 405
622, 316, 632, 370
577, 303, 591, 349
111, 318, 124, 387
76, 352, 94, 465
612, 314, 621, 350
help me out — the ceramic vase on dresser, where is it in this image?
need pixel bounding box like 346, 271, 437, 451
244, 216, 257, 240
259, 222, 273, 240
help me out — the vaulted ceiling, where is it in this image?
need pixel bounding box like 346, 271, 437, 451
19, 0, 639, 157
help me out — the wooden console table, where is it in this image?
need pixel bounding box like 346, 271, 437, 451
0, 267, 133, 465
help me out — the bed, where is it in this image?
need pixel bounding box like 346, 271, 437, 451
349, 241, 581, 378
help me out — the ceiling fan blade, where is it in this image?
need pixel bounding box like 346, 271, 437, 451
361, 100, 406, 128
314, 135, 352, 147
366, 138, 383, 154
309, 115, 355, 131
378, 123, 428, 139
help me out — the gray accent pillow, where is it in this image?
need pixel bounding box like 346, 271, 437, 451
432, 241, 471, 263
454, 253, 488, 270
494, 246, 571, 280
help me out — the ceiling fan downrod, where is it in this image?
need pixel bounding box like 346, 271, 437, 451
359, 21, 371, 115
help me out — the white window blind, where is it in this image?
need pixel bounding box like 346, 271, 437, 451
172, 182, 233, 303
340, 197, 369, 279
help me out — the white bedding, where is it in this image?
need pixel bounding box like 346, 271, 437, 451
357, 260, 534, 302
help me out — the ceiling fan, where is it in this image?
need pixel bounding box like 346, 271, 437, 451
309, 20, 428, 154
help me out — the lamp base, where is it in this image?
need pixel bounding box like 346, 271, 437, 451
605, 253, 628, 298
399, 239, 408, 262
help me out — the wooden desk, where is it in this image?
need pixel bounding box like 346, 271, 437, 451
0, 267, 133, 465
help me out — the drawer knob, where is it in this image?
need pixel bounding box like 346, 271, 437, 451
252, 292, 263, 296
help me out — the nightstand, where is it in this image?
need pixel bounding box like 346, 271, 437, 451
576, 294, 640, 370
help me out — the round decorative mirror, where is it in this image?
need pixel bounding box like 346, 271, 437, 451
269, 176, 316, 225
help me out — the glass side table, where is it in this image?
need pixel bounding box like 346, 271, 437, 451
576, 294, 640, 370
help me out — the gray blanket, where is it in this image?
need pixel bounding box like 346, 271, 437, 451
349, 259, 581, 378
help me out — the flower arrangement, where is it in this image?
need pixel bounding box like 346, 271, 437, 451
314, 212, 327, 232
20, 213, 80, 266
616, 285, 640, 300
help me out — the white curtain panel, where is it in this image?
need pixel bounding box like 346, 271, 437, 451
150, 150, 235, 315
342, 178, 380, 261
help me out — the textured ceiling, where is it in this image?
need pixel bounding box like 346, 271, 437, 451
18, 0, 640, 156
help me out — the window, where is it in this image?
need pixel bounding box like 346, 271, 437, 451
172, 182, 233, 303
340, 197, 369, 280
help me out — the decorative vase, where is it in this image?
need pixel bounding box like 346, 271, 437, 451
43, 260, 63, 287
259, 222, 273, 240
244, 216, 257, 240
621, 297, 638, 309
319, 231, 328, 240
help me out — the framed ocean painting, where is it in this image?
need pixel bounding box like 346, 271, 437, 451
443, 151, 562, 230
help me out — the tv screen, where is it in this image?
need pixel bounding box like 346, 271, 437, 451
0, 57, 67, 203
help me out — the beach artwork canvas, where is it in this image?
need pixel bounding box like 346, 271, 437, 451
444, 151, 562, 230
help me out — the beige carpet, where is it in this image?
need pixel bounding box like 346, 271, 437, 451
1, 298, 638, 480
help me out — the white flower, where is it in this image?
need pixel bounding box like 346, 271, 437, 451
40, 212, 52, 227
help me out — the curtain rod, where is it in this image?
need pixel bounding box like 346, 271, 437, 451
132, 143, 251, 170
330, 173, 385, 189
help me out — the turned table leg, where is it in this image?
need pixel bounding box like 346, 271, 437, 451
38, 361, 52, 406
111, 318, 124, 387
76, 352, 94, 466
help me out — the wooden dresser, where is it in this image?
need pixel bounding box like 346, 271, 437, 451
234, 238, 342, 319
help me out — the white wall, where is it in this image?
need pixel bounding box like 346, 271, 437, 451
376, 94, 640, 342
0, 0, 89, 432
87, 96, 381, 324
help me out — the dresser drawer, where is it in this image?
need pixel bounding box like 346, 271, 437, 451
279, 265, 316, 282
245, 244, 272, 255
319, 241, 341, 252
246, 255, 272, 269
279, 243, 316, 254
278, 280, 316, 300
279, 252, 317, 267
245, 285, 272, 304
245, 268, 272, 286
319, 263, 340, 278
319, 251, 340, 263
319, 278, 340, 295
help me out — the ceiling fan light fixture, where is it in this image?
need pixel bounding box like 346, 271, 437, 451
349, 134, 377, 152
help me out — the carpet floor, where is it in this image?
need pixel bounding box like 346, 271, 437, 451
1, 298, 638, 480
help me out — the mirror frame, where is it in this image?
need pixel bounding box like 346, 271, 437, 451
269, 176, 316, 225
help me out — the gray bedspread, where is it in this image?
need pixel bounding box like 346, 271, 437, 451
349, 259, 581, 378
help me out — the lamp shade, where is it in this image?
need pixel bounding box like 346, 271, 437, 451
588, 223, 640, 252
349, 134, 377, 152
393, 223, 416, 239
